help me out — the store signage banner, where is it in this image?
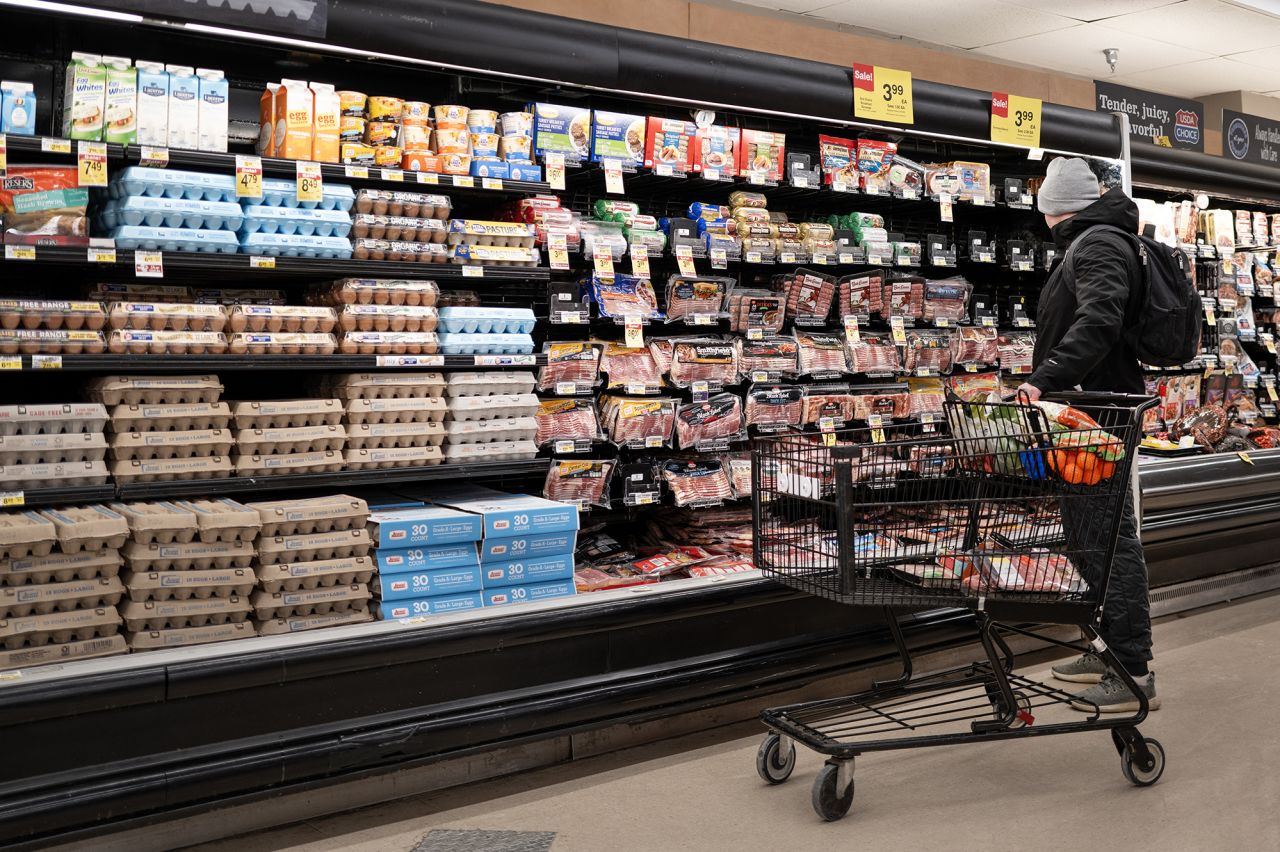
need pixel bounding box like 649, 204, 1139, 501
1094, 81, 1203, 152
75, 0, 328, 37
1223, 109, 1280, 167
852, 64, 914, 125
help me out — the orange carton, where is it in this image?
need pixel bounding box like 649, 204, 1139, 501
310, 82, 340, 163
256, 83, 278, 156
273, 79, 313, 160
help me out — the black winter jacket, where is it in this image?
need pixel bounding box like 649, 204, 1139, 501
1030, 188, 1145, 395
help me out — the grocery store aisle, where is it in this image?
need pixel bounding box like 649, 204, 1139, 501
190, 593, 1278, 852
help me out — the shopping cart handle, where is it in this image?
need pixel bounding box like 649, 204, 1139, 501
1043, 391, 1159, 411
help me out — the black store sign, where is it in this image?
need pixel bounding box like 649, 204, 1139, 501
76, 0, 327, 37
1224, 109, 1280, 167
1094, 81, 1204, 152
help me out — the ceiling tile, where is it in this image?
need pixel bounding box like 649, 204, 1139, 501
973, 22, 1213, 76
1005, 0, 1184, 22
1225, 44, 1280, 72
1110, 56, 1279, 97
802, 0, 1077, 49
1101, 0, 1280, 53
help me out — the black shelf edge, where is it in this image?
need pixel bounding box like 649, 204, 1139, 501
3, 485, 116, 509
7, 354, 545, 372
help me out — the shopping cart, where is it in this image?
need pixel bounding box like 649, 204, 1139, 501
751, 391, 1163, 821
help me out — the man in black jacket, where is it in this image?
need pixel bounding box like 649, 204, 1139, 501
1018, 157, 1158, 712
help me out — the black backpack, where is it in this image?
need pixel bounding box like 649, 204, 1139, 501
1063, 223, 1202, 368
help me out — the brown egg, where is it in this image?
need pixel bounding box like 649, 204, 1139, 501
228, 312, 247, 333
148, 314, 166, 331
108, 337, 125, 354
22, 312, 43, 330
64, 312, 85, 331
230, 337, 248, 354
355, 195, 373, 214
63, 341, 82, 354
338, 286, 357, 305
87, 338, 105, 354
353, 245, 370, 260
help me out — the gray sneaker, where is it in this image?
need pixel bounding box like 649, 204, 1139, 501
1051, 652, 1109, 684
1070, 672, 1160, 713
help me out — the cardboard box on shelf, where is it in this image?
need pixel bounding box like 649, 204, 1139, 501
481, 554, 574, 588
478, 531, 576, 564
482, 579, 576, 607
310, 81, 340, 163
366, 506, 482, 549
426, 487, 580, 538
379, 591, 483, 619
374, 542, 479, 574
375, 563, 483, 601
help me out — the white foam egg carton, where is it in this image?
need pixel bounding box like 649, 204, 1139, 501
119, 595, 251, 632
106, 302, 228, 333
98, 196, 245, 230
436, 332, 535, 355
256, 555, 377, 594
0, 432, 108, 465
171, 498, 261, 543
109, 455, 234, 482
109, 501, 198, 545
442, 440, 538, 463
232, 450, 344, 476
245, 494, 369, 538
123, 567, 257, 603
110, 226, 240, 254
0, 634, 126, 671
255, 606, 373, 636
344, 421, 445, 449
240, 233, 354, 259
122, 539, 255, 572
448, 393, 539, 421
0, 403, 108, 436
227, 332, 339, 355
107, 330, 229, 354
256, 528, 372, 566
342, 445, 443, 469
0, 511, 56, 560
437, 306, 536, 334
0, 606, 121, 651
0, 576, 125, 618
231, 399, 343, 429
239, 205, 353, 237
87, 375, 224, 406
234, 425, 346, 455
226, 305, 338, 334
109, 429, 235, 461
250, 583, 372, 621
0, 460, 110, 489
336, 304, 439, 333
110, 166, 237, 202
321, 372, 444, 400
336, 331, 439, 354
345, 397, 447, 425
446, 370, 536, 397
0, 549, 121, 587
37, 505, 129, 553
127, 620, 256, 650
443, 416, 537, 444
241, 178, 355, 212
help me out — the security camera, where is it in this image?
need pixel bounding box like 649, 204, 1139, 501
1104, 48, 1119, 74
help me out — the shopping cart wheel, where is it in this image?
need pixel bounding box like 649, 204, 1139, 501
1121, 737, 1166, 787
755, 733, 796, 785
988, 689, 1033, 729
811, 760, 854, 822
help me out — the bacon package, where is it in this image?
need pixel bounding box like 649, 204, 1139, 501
669, 339, 739, 389
922, 277, 972, 324
951, 326, 999, 368
903, 329, 954, 375
599, 395, 677, 447
1, 166, 90, 246
535, 398, 601, 446
544, 459, 614, 508
997, 333, 1036, 374
675, 394, 745, 449
796, 332, 848, 377
590, 274, 663, 321
838, 271, 883, 323
746, 384, 803, 430
850, 384, 912, 421
661, 459, 734, 507
801, 385, 857, 426
537, 342, 601, 392
906, 376, 946, 420
737, 336, 799, 380
665, 275, 731, 322
600, 341, 663, 391
847, 331, 901, 376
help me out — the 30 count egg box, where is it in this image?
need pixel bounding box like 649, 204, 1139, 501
231, 399, 343, 430
379, 591, 482, 619
256, 528, 373, 566
0, 549, 122, 587
233, 425, 346, 455
343, 446, 443, 469
481, 554, 574, 589
445, 220, 536, 248
374, 542, 479, 574
227, 333, 339, 355
345, 421, 446, 450
109, 456, 234, 483
233, 450, 344, 477
345, 397, 447, 425
0, 404, 108, 436
106, 330, 229, 355
336, 305, 439, 333
226, 305, 338, 334
109, 402, 232, 433
426, 487, 580, 538
255, 607, 373, 636
122, 539, 254, 572
245, 494, 369, 538
367, 505, 481, 548
443, 417, 537, 444
0, 606, 121, 651
0, 576, 125, 618
447, 393, 539, 422
119, 595, 250, 632
122, 567, 257, 603
320, 372, 446, 401
251, 583, 372, 621
441, 441, 537, 463
0, 461, 111, 490
0, 512, 56, 561
374, 563, 482, 601
0, 634, 127, 671
106, 302, 228, 333
0, 433, 109, 466
127, 621, 256, 651
172, 498, 260, 543
37, 506, 128, 553
482, 579, 576, 608
0, 330, 108, 355
336, 331, 440, 355
109, 429, 235, 461
446, 371, 537, 397
478, 531, 577, 564
256, 555, 376, 594
87, 375, 224, 406
109, 501, 197, 545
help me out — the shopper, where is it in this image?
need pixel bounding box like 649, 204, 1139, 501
1017, 157, 1158, 713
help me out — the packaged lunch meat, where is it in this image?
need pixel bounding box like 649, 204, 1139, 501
665, 275, 730, 322
661, 459, 733, 507
537, 342, 601, 393
746, 384, 803, 430
796, 332, 848, 377
737, 336, 799, 380
600, 341, 663, 391
1, 167, 89, 246
544, 459, 613, 508
902, 329, 954, 375
847, 331, 901, 376
675, 394, 744, 449
669, 338, 738, 389
591, 275, 663, 321
837, 272, 883, 322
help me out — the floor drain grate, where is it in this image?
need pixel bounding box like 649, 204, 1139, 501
411, 829, 556, 852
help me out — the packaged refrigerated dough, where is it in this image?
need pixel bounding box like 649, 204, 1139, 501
109, 501, 198, 544
231, 399, 343, 429
0, 432, 108, 465
108, 402, 231, 433
226, 305, 338, 334
107, 330, 229, 354
87, 375, 223, 406
245, 494, 369, 537
109, 428, 235, 461
227, 333, 338, 355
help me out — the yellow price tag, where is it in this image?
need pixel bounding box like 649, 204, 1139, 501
1265, 335, 1276, 354
345, 165, 369, 179
381, 168, 404, 182
453, 175, 474, 188
0, 133, 7, 176
87, 242, 116, 263
249, 255, 276, 269
0, 491, 23, 507
31, 354, 61, 369
546, 152, 566, 191
990, 92, 1042, 148
482, 177, 503, 190
4, 245, 35, 261
235, 154, 263, 199
296, 161, 323, 203
462, 265, 484, 278
675, 245, 697, 277
939, 192, 953, 223
1204, 303, 1216, 324
0, 357, 20, 370
77, 141, 107, 187
139, 145, 168, 167
822, 431, 836, 447
416, 172, 439, 185
548, 233, 569, 270
844, 316, 861, 342
42, 138, 71, 154
630, 244, 650, 279
710, 248, 727, 269
1238, 451, 1254, 465
593, 245, 614, 278
890, 316, 907, 344
1268, 385, 1279, 402
853, 63, 913, 124
624, 316, 644, 348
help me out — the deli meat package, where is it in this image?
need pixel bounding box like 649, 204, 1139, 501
661, 459, 733, 507
902, 329, 954, 375
801, 384, 857, 426
590, 274, 663, 321
544, 459, 614, 508
921, 277, 971, 325
950, 326, 998, 368
746, 384, 803, 430
675, 394, 744, 449
665, 275, 731, 322
846, 331, 900, 376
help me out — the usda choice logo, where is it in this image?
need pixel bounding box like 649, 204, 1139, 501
1228, 117, 1250, 160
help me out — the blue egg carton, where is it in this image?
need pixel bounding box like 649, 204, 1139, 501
109, 226, 241, 253
437, 333, 536, 355
98, 197, 246, 231
239, 205, 353, 238
437, 307, 537, 334
240, 232, 354, 259
110, 167, 238, 203
240, 178, 356, 212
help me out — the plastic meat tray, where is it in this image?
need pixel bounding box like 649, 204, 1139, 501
87, 375, 223, 406
238, 206, 353, 237
0, 634, 126, 670
255, 607, 373, 635
245, 494, 369, 537
119, 595, 251, 632
436, 333, 535, 355
443, 416, 537, 444
342, 445, 443, 469
442, 440, 538, 463
109, 429, 235, 461
239, 233, 354, 259
110, 167, 238, 203
256, 528, 373, 566
345, 397, 447, 425
336, 331, 439, 354
234, 425, 346, 455
241, 178, 355, 212
123, 567, 257, 603
109, 502, 198, 544
109, 402, 231, 433
0, 433, 108, 465
446, 371, 536, 397
226, 306, 338, 334
256, 555, 377, 594
227, 333, 338, 355
344, 421, 445, 449
448, 393, 539, 421
98, 197, 245, 231
171, 498, 261, 543
322, 372, 446, 400
0, 607, 121, 651
0, 461, 110, 489
109, 456, 234, 482
0, 576, 125, 618
437, 307, 536, 334
127, 620, 256, 650
0, 404, 108, 436
0, 550, 121, 587
109, 226, 240, 254
37, 506, 128, 553
0, 512, 56, 560
336, 305, 439, 333
233, 450, 345, 476
250, 583, 372, 621
122, 539, 255, 572
231, 399, 343, 430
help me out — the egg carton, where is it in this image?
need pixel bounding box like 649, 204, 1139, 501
442, 440, 538, 463
315, 278, 439, 307
89, 282, 194, 303
0, 606, 121, 651
350, 215, 448, 243
250, 583, 372, 621
445, 219, 536, 248
0, 461, 110, 490
98, 196, 246, 230
234, 425, 346, 455
0, 550, 122, 587
322, 372, 446, 400
106, 330, 229, 355
123, 567, 257, 603
110, 402, 232, 433
87, 375, 224, 406
240, 233, 354, 259
192, 287, 286, 306
122, 539, 255, 572
0, 512, 56, 561
163, 498, 257, 543
353, 189, 451, 218
449, 243, 540, 267
345, 421, 445, 450
444, 417, 537, 445
245, 494, 369, 538
445, 371, 536, 397
231, 399, 343, 430
448, 393, 539, 421
345, 396, 447, 425
350, 239, 449, 263
109, 429, 235, 461
256, 528, 373, 566
255, 606, 373, 636
0, 633, 126, 670
111, 166, 237, 202
437, 307, 536, 334
337, 331, 439, 354
226, 305, 338, 334
127, 620, 256, 651
119, 595, 251, 632
106, 302, 227, 333
0, 329, 108, 354
0, 404, 108, 437
227, 332, 338, 355
239, 205, 353, 238
37, 506, 129, 553
0, 299, 108, 331
241, 178, 355, 212
233, 450, 344, 476
0, 576, 125, 618
336, 305, 439, 333
436, 332, 535, 355
256, 555, 376, 594
109, 501, 198, 545
343, 445, 444, 469
0, 432, 108, 465
110, 455, 234, 483
109, 226, 240, 254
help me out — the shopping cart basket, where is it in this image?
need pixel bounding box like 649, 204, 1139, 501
751, 392, 1163, 821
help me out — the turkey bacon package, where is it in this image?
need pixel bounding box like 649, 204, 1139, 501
1, 167, 90, 246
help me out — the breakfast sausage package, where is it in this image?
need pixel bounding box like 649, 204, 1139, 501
643, 116, 695, 172
531, 102, 592, 163
692, 125, 740, 178
739, 129, 785, 181
591, 111, 646, 166
0, 167, 90, 246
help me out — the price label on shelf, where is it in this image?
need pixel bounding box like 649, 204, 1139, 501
890, 316, 907, 344
866, 254, 883, 266
249, 255, 276, 269
548, 232, 570, 270
77, 141, 107, 187
980, 315, 997, 327
748, 170, 766, 185
554, 382, 578, 396
703, 168, 720, 182
235, 154, 263, 199
691, 314, 715, 326
843, 316, 861, 342
990, 91, 1042, 148
381, 168, 404, 182
4, 245, 34, 261
939, 192, 953, 222
462, 265, 484, 278
453, 176, 475, 188
546, 152, 566, 191
863, 185, 881, 196
31, 354, 62, 369
482, 177, 503, 190
710, 247, 728, 269
632, 491, 657, 505
42, 137, 71, 154
0, 357, 20, 370
838, 252, 854, 265
780, 252, 797, 264
852, 63, 913, 123
691, 380, 710, 402
0, 491, 23, 507
1264, 334, 1277, 354
832, 179, 848, 193
415, 172, 439, 185
812, 254, 828, 265
675, 244, 697, 277
87, 239, 116, 264
819, 416, 836, 432
604, 159, 625, 194
751, 371, 769, 383
593, 245, 615, 278
135, 250, 163, 278
554, 440, 578, 454
972, 196, 987, 206
870, 427, 887, 443
745, 251, 763, 265
655, 163, 674, 177
139, 145, 168, 167
375, 355, 445, 367
746, 327, 763, 341
631, 245, 651, 279
1203, 302, 1216, 324
296, 161, 323, 203
624, 316, 644, 348
935, 318, 950, 328
344, 165, 370, 180
792, 175, 809, 189
1269, 385, 1279, 402
627, 382, 650, 395
0, 133, 7, 177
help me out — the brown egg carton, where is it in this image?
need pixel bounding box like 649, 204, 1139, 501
250, 583, 371, 621
0, 606, 121, 651
255, 605, 373, 636
320, 372, 446, 400
109, 501, 198, 545
107, 330, 229, 355
0, 299, 108, 331
0, 460, 110, 490
89, 282, 193, 303
87, 375, 224, 406
343, 445, 443, 469
449, 244, 540, 267
351, 214, 448, 242
0, 576, 125, 618
109, 429, 235, 461
109, 402, 232, 433
337, 305, 439, 333
0, 432, 108, 466
127, 620, 256, 651
37, 505, 129, 553
0, 511, 56, 560
351, 239, 451, 264
234, 425, 346, 455
445, 220, 536, 248
345, 396, 447, 425
256, 555, 376, 594
109, 455, 234, 483
313, 278, 439, 307
122, 539, 255, 572
256, 528, 372, 566
337, 331, 440, 354
345, 421, 445, 450
232, 450, 344, 476
231, 399, 344, 430
0, 633, 126, 671
192, 287, 286, 306
244, 494, 369, 537
123, 567, 257, 603
170, 498, 260, 543
0, 549, 122, 587
226, 332, 338, 355
107, 302, 228, 333
0, 403, 108, 436
0, 329, 107, 354
119, 595, 251, 632
353, 189, 451, 218
226, 305, 338, 334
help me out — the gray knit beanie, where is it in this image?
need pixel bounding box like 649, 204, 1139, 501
1037, 157, 1101, 216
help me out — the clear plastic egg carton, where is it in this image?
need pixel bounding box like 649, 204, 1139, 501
239, 206, 353, 238
345, 396, 447, 425
234, 425, 346, 455
192, 287, 285, 306
445, 371, 536, 397
37, 506, 129, 553
322, 372, 446, 400
0, 511, 56, 560
109, 402, 232, 432
240, 233, 354, 259
314, 278, 439, 307
0, 404, 108, 436
0, 576, 125, 618
231, 399, 343, 430
226, 305, 337, 334
445, 220, 536, 248
120, 595, 251, 632
0, 549, 121, 587
89, 282, 193, 303
343, 445, 443, 469
107, 302, 227, 333
227, 332, 338, 355
88, 375, 224, 406
351, 215, 450, 243
0, 329, 108, 354
448, 392, 539, 421
436, 333, 534, 355
109, 501, 197, 545
350, 238, 448, 263
345, 421, 445, 450
122, 538, 255, 572
110, 456, 234, 482
353, 189, 451, 219
0, 607, 121, 652
337, 331, 439, 354
106, 330, 229, 355
256, 528, 372, 566
0, 433, 108, 465
232, 450, 344, 476
250, 583, 372, 621
110, 167, 237, 202
98, 197, 245, 231
109, 429, 235, 461
245, 494, 369, 538
444, 416, 537, 445
256, 555, 376, 594
442, 440, 538, 463
337, 304, 439, 333
171, 498, 261, 543
0, 299, 107, 331
127, 620, 256, 651
255, 606, 373, 636
109, 226, 240, 254
241, 178, 355, 212
449, 244, 540, 267
0, 461, 110, 490
437, 307, 536, 334
123, 567, 257, 603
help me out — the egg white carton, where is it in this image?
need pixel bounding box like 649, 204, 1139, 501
0, 404, 108, 436
0, 511, 56, 560
107, 302, 228, 333
0, 433, 108, 465
232, 450, 344, 476
442, 440, 538, 463
87, 375, 224, 406
343, 445, 443, 469
110, 402, 232, 434
250, 583, 372, 621
123, 567, 257, 603
245, 494, 369, 538
0, 634, 126, 671
322, 372, 446, 400
234, 425, 346, 455
0, 461, 110, 490
37, 506, 129, 553
437, 307, 537, 334
256, 555, 377, 594
98, 196, 245, 230
109, 456, 234, 483
127, 620, 256, 651
0, 549, 121, 587
110, 166, 237, 202
109, 226, 240, 254
0, 606, 121, 651
444, 416, 537, 444
240, 233, 354, 259
345, 421, 445, 449
106, 330, 230, 354
436, 333, 535, 355
445, 220, 536, 248
448, 393, 539, 421
255, 606, 373, 636
226, 305, 338, 334
109, 501, 198, 545
231, 399, 344, 430
256, 528, 373, 566
109, 429, 235, 461
227, 333, 338, 355
336, 304, 439, 333
239, 205, 353, 238
0, 576, 125, 618
119, 595, 251, 632
171, 498, 261, 543
122, 539, 255, 572
345, 397, 447, 425
446, 371, 537, 397
336, 331, 439, 355
241, 178, 355, 212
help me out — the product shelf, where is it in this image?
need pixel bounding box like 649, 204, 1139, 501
0, 353, 545, 372
0, 484, 116, 509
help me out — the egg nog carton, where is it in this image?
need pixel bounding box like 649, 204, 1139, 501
87, 375, 223, 406
256, 555, 376, 594
256, 528, 372, 566
109, 402, 232, 432
171, 498, 260, 543
0, 606, 121, 651
250, 583, 371, 620
0, 634, 127, 671
343, 445, 443, 469
344, 421, 445, 450
244, 494, 369, 537
255, 606, 373, 636
231, 399, 343, 429
110, 501, 198, 544
127, 620, 255, 651
37, 505, 129, 553
0, 433, 108, 466
109, 455, 234, 483
233, 424, 346, 455
0, 512, 56, 560
122, 538, 255, 572
123, 566, 257, 602
119, 594, 250, 631
0, 403, 108, 436
0, 548, 121, 587
0, 576, 125, 619
109, 429, 235, 461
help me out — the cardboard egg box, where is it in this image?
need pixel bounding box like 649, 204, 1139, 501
245, 494, 369, 538
226, 333, 338, 355
0, 549, 122, 587
343, 445, 443, 469
120, 595, 251, 632
109, 429, 235, 461
0, 403, 108, 436
345, 421, 445, 450
0, 576, 125, 618
37, 505, 129, 553
321, 372, 445, 400
127, 620, 256, 651
110, 501, 197, 544
106, 330, 229, 355
336, 305, 439, 333
110, 456, 234, 482
0, 634, 126, 671
447, 393, 539, 422
443, 416, 537, 445
122, 538, 255, 572
0, 432, 109, 466
255, 606, 374, 636
256, 528, 372, 566
123, 567, 257, 602
106, 302, 228, 333
0, 606, 121, 651
226, 305, 338, 334
345, 397, 447, 425
234, 424, 346, 456
442, 440, 538, 463
171, 498, 260, 543
256, 555, 376, 594
250, 583, 372, 621
0, 461, 110, 489
87, 375, 224, 406
336, 331, 439, 355
109, 402, 232, 433
232, 450, 345, 476
0, 511, 56, 560
231, 399, 344, 430
446, 371, 537, 397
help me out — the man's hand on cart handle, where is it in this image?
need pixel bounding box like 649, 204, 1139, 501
1017, 382, 1043, 402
